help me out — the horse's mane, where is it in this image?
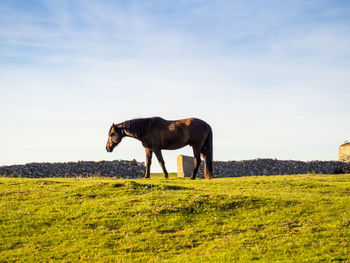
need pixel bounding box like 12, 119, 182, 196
118, 118, 153, 138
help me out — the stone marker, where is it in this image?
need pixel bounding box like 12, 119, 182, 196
339, 142, 350, 162
177, 155, 195, 177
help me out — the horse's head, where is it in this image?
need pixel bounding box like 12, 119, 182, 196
106, 124, 123, 152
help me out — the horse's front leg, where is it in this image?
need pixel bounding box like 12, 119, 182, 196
154, 150, 168, 179
144, 148, 152, 178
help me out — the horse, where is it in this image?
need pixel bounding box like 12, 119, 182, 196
106, 117, 213, 179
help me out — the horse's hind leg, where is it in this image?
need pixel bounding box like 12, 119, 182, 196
190, 145, 202, 180
154, 150, 168, 179
200, 152, 206, 178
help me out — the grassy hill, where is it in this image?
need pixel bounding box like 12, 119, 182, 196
1, 174, 350, 262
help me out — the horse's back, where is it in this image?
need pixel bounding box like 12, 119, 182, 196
177, 118, 210, 132
150, 117, 208, 129
174, 118, 211, 144
147, 117, 210, 149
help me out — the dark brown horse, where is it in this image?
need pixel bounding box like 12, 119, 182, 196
106, 117, 213, 179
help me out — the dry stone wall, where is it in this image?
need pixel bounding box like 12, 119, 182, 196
2, 158, 349, 179
195, 158, 350, 178
0, 160, 145, 179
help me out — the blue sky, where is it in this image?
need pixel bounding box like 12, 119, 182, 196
1, 0, 350, 172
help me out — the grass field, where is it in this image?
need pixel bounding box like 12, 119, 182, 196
1, 173, 350, 262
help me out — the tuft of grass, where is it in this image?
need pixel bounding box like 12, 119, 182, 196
0, 174, 350, 262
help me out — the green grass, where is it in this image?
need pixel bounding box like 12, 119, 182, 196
1, 173, 350, 262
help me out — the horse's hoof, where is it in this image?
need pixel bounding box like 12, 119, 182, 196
144, 176, 150, 179
190, 177, 196, 180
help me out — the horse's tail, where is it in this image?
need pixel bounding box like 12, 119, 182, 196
204, 125, 213, 179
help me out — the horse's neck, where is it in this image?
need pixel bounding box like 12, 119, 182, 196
122, 128, 139, 139
119, 120, 142, 140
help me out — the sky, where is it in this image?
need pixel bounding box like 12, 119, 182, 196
1, 0, 350, 172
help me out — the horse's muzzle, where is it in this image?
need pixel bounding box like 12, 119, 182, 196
106, 143, 116, 152
106, 145, 112, 152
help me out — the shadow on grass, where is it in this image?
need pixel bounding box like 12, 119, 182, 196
111, 181, 192, 191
